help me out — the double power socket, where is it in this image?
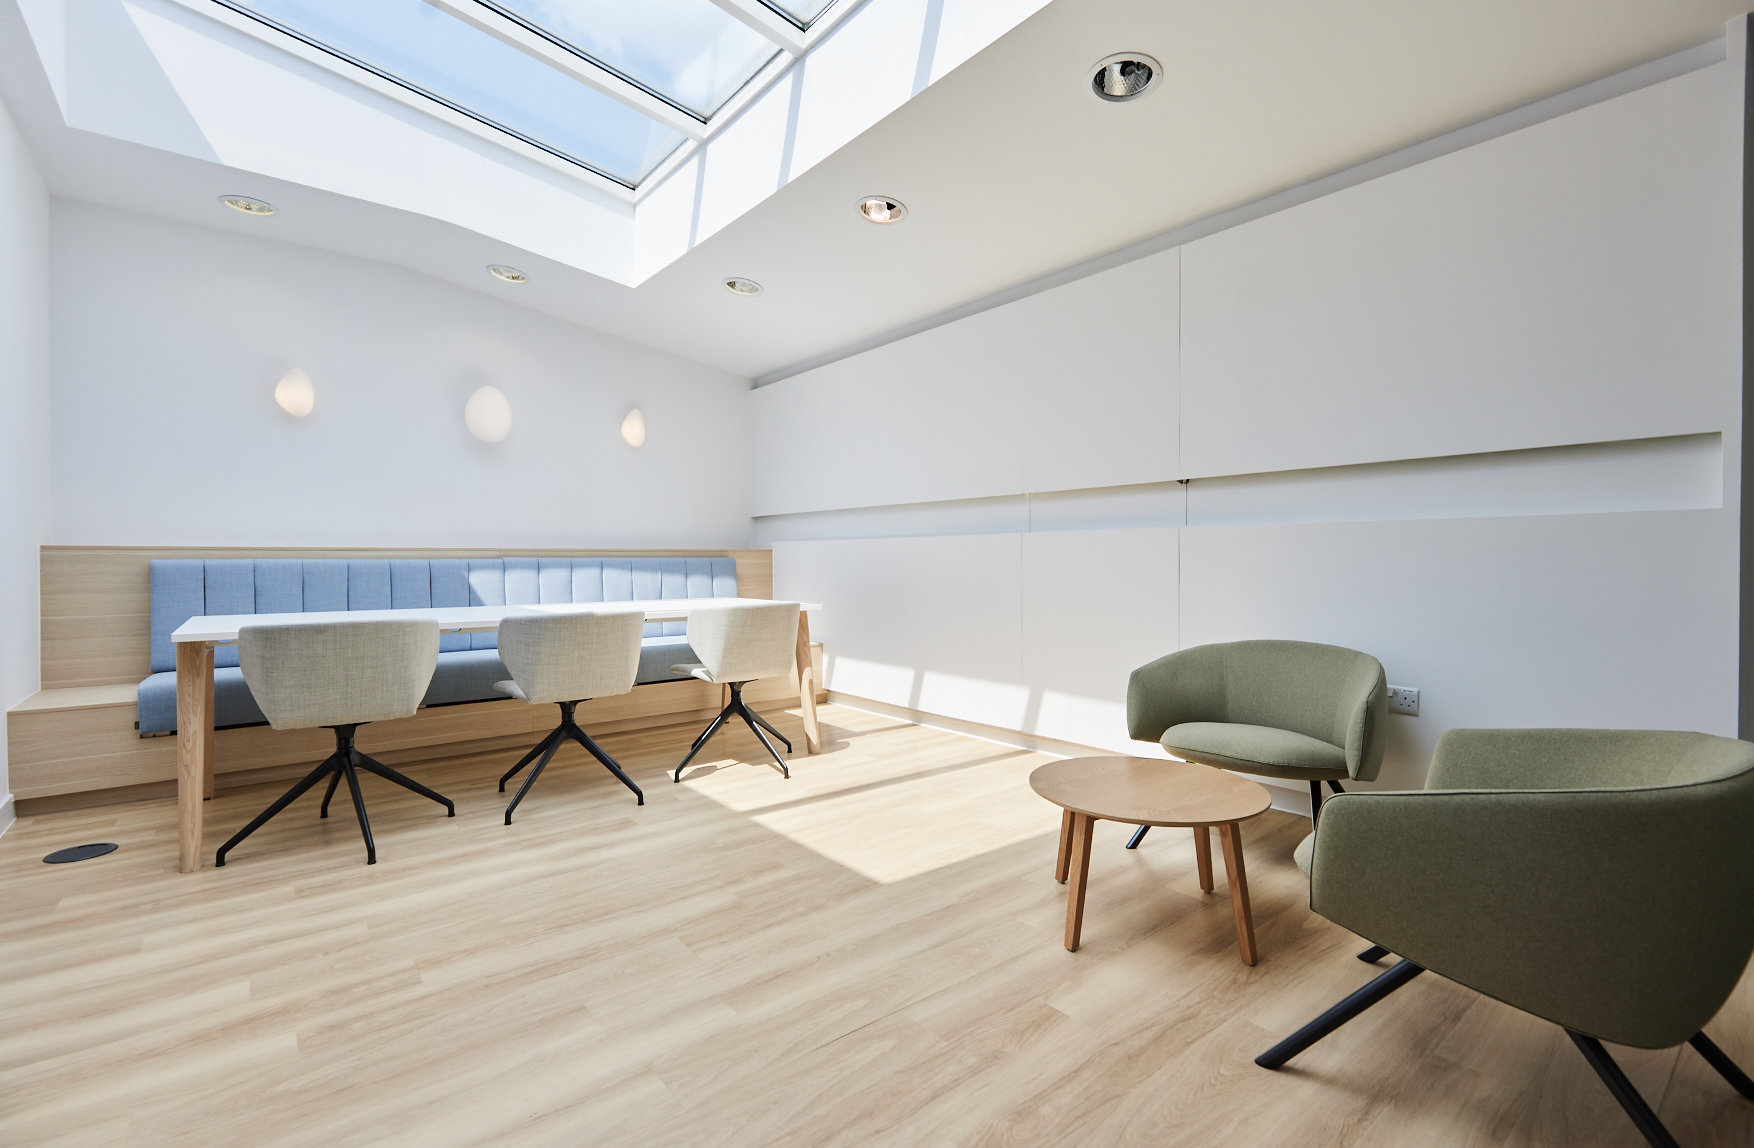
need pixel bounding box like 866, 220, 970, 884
1386, 686, 1421, 716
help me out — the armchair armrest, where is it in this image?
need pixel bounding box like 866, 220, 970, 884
1310, 785, 1754, 1048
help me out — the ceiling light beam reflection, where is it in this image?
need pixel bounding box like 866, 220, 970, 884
420, 0, 708, 140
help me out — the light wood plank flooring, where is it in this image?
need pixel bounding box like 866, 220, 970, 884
2, 704, 1750, 1146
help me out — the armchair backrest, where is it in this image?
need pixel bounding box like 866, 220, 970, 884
1428, 727, 1754, 790
1127, 640, 1388, 781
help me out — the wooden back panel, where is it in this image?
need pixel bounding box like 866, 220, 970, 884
41, 546, 773, 689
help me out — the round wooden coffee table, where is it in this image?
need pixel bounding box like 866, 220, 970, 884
1029, 756, 1273, 964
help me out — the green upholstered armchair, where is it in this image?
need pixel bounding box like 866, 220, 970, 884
1125, 640, 1388, 847
1262, 728, 1754, 1148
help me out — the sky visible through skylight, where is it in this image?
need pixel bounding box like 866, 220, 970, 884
220, 0, 813, 187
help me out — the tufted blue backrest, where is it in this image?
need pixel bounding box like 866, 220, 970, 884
148, 556, 739, 673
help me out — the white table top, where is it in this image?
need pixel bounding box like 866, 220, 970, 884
171, 597, 821, 644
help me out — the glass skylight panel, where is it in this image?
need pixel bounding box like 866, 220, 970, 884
479, 0, 781, 120
758, 0, 836, 29
220, 0, 684, 186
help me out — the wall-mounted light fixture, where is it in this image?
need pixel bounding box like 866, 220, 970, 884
221, 195, 276, 216
465, 385, 512, 442
620, 408, 647, 447
274, 368, 314, 416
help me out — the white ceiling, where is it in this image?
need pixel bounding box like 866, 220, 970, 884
0, 0, 1745, 381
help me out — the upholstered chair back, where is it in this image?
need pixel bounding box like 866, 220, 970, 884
684, 602, 801, 685
1127, 640, 1388, 781
238, 619, 438, 730
1311, 727, 1754, 1049
496, 610, 645, 705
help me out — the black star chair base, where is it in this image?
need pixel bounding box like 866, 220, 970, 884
215, 619, 452, 867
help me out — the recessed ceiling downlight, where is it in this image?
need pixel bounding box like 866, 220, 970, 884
1089, 53, 1161, 102
858, 197, 907, 224
724, 277, 763, 296
221, 195, 276, 216
488, 265, 528, 283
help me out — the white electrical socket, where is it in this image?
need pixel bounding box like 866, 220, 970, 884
1386, 686, 1420, 716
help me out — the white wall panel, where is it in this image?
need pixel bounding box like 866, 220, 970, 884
1181, 61, 1739, 478
50, 202, 752, 548
773, 534, 1026, 730
0, 92, 50, 819
1180, 510, 1739, 790
1021, 528, 1177, 755
751, 249, 1177, 516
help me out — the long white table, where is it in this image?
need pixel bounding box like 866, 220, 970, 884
171, 598, 822, 872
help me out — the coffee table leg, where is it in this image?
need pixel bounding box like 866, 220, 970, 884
1193, 825, 1213, 893
1218, 823, 1258, 966
1055, 808, 1074, 883
1064, 813, 1095, 951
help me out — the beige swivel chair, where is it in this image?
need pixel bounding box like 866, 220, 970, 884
1262, 728, 1754, 1148
494, 608, 646, 823
1124, 639, 1387, 847
669, 601, 802, 781
216, 618, 449, 867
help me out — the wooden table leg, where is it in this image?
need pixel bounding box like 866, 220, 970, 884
1055, 808, 1074, 883
176, 641, 213, 873
794, 611, 821, 754
1064, 813, 1095, 951
1218, 822, 1258, 965
1193, 824, 1213, 893
202, 662, 216, 800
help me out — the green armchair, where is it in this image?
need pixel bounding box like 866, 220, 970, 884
1261, 728, 1754, 1148
1125, 640, 1387, 847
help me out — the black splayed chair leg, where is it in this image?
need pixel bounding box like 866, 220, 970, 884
217, 753, 340, 866
1310, 780, 1324, 824
1125, 825, 1150, 849
1567, 1031, 1681, 1148
1357, 944, 1391, 963
1690, 1031, 1754, 1098
570, 725, 643, 804
504, 732, 563, 824
500, 726, 563, 791
1256, 959, 1426, 1069
319, 770, 343, 818
353, 753, 456, 815
342, 759, 376, 865
675, 682, 791, 781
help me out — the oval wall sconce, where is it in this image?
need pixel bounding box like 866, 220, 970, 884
274, 368, 315, 417
620, 408, 646, 447
465, 385, 512, 442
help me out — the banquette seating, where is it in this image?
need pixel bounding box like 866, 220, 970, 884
137, 556, 739, 734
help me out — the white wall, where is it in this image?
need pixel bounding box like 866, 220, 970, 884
50, 201, 754, 548
758, 47, 1744, 795
0, 92, 52, 828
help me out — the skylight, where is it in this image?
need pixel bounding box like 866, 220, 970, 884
759, 0, 837, 28
480, 0, 781, 120
222, 0, 688, 186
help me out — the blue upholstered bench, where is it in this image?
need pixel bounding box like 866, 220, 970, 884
137, 556, 739, 734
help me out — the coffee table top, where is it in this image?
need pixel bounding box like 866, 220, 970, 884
1029, 756, 1272, 827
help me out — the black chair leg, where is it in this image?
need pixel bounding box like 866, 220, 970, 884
1310, 780, 1324, 824
1689, 1030, 1754, 1098
740, 710, 790, 777
1125, 825, 1150, 849
500, 726, 563, 791
1567, 1031, 1681, 1148
745, 706, 793, 752
353, 752, 456, 815
319, 771, 343, 819
569, 726, 644, 805
216, 752, 341, 866
674, 707, 733, 781
1328, 780, 1346, 795
1358, 944, 1391, 963
1256, 959, 1426, 1069
504, 734, 563, 825
342, 759, 376, 865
